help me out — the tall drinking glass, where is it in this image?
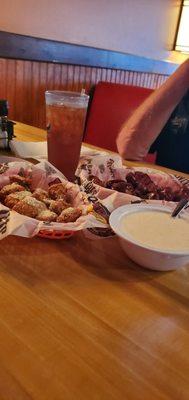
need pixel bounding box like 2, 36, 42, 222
45, 90, 89, 181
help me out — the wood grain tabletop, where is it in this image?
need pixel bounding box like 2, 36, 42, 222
13, 121, 189, 178
0, 122, 188, 400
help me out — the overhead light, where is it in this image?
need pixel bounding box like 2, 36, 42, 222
175, 0, 189, 53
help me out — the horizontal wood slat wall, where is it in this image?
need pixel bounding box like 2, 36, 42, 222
0, 58, 168, 129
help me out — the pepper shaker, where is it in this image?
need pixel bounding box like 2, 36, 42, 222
0, 99, 15, 150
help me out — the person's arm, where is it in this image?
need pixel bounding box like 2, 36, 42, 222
116, 58, 189, 160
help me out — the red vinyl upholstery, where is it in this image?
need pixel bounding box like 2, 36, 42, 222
84, 81, 155, 161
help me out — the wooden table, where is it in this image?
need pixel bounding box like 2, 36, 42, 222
0, 122, 189, 400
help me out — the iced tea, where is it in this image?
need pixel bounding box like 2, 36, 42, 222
45, 91, 89, 181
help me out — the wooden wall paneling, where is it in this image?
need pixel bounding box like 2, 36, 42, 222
137, 71, 143, 85
115, 69, 121, 83
137, 72, 144, 87
105, 69, 112, 82
108, 68, 113, 82
147, 72, 154, 87
158, 74, 168, 86
77, 65, 83, 91
151, 73, 158, 88
72, 65, 79, 92
78, 65, 85, 92
150, 73, 155, 87
80, 65, 86, 90
127, 71, 134, 85
144, 72, 151, 87
31, 61, 40, 127
111, 70, 117, 83
22, 61, 33, 126
0, 58, 170, 128
115, 70, 121, 83
111, 69, 116, 82
140, 72, 147, 87
134, 71, 141, 86
46, 63, 54, 91
82, 67, 90, 93
96, 67, 103, 84
74, 64, 81, 91
60, 64, 68, 90
53, 63, 62, 90
120, 70, 124, 84
79, 65, 85, 91
143, 72, 152, 88
137, 71, 145, 87
67, 64, 73, 91
126, 70, 132, 85
151, 73, 158, 87
102, 68, 107, 82
93, 67, 102, 87
128, 71, 134, 85
154, 74, 160, 87
6, 60, 16, 120
0, 59, 7, 101
78, 65, 83, 91
150, 73, 157, 88
121, 70, 126, 85
119, 70, 124, 84
38, 62, 48, 129
90, 67, 98, 87
144, 73, 152, 87
96, 66, 103, 84
66, 65, 74, 91
124, 70, 130, 84
131, 71, 138, 86
70, 65, 76, 91
78, 65, 86, 92
100, 68, 107, 83
89, 65, 96, 90
15, 60, 25, 123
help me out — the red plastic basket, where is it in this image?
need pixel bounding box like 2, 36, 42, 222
38, 229, 74, 239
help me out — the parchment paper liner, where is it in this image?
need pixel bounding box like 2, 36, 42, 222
0, 158, 108, 240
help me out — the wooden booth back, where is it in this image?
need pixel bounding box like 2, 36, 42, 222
0, 31, 176, 130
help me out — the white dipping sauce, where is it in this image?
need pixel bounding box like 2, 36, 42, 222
121, 211, 189, 251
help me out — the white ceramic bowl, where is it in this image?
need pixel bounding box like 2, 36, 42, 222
109, 204, 189, 271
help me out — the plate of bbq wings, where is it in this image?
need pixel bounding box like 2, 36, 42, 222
76, 154, 189, 214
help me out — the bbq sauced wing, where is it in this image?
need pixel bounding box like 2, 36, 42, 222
0, 183, 25, 201
32, 188, 49, 202
4, 190, 32, 208
9, 174, 32, 187
37, 210, 57, 222
47, 199, 71, 215
104, 172, 189, 201
48, 183, 68, 200
57, 207, 82, 223
13, 196, 46, 218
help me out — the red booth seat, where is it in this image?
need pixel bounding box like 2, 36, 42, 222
84, 81, 155, 162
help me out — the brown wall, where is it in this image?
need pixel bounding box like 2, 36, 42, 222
0, 58, 168, 129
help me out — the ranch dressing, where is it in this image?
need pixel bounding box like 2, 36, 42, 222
121, 211, 189, 251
